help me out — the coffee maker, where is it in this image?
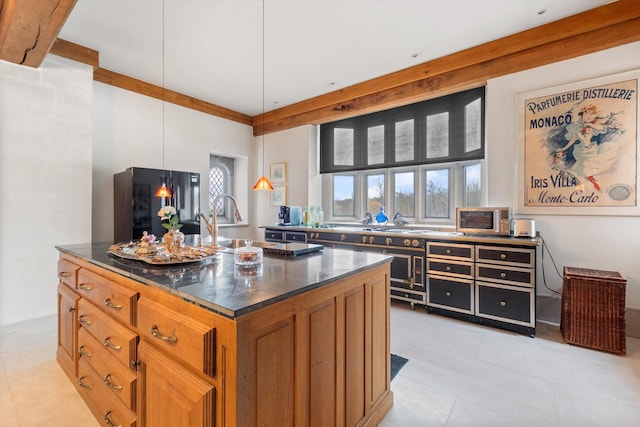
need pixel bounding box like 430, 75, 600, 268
278, 206, 291, 225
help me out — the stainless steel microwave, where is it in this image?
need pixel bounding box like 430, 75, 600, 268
456, 207, 510, 236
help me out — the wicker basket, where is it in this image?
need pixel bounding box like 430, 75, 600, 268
561, 266, 626, 355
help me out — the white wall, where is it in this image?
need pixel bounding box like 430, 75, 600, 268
0, 57, 93, 325
253, 125, 314, 233
91, 82, 256, 243
486, 41, 640, 308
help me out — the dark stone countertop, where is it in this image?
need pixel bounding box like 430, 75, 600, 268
56, 242, 392, 319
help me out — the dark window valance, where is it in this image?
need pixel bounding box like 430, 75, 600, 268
320, 86, 485, 173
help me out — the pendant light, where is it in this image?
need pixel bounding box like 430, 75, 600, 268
155, 0, 172, 198
253, 0, 274, 191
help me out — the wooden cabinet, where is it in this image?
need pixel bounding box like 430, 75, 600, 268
426, 241, 536, 336
57, 283, 79, 378
138, 341, 215, 427
58, 249, 392, 427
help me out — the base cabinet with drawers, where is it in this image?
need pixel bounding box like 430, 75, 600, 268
297, 229, 425, 308
427, 241, 536, 336
57, 247, 393, 427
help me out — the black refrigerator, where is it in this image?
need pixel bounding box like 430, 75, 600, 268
114, 167, 201, 243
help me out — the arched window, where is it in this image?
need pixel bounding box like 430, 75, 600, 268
209, 155, 235, 222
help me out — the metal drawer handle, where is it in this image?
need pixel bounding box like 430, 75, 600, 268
58, 271, 71, 278
103, 411, 121, 427
68, 306, 76, 313
78, 315, 92, 326
78, 283, 92, 292
103, 337, 121, 351
446, 291, 452, 297
500, 272, 507, 278
104, 374, 123, 391
78, 346, 92, 359
78, 376, 92, 390
500, 253, 507, 260
150, 325, 178, 343
104, 298, 122, 310
500, 300, 507, 307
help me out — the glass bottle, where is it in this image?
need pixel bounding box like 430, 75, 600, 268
375, 206, 388, 225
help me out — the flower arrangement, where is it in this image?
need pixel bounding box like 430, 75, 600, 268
158, 206, 183, 231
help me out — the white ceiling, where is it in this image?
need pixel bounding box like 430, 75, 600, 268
58, 0, 613, 117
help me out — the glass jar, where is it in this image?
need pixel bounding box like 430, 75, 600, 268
234, 240, 263, 266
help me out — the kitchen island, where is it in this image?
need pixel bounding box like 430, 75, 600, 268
56, 242, 393, 427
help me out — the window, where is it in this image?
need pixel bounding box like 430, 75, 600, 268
321, 87, 485, 224
333, 175, 355, 217
367, 173, 385, 212
394, 171, 415, 217
209, 155, 235, 223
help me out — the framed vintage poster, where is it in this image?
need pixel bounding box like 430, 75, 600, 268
270, 185, 287, 206
270, 162, 287, 184
516, 69, 639, 215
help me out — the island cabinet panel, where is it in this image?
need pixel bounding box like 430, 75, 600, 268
78, 328, 138, 411
77, 298, 138, 370
137, 297, 216, 378
77, 268, 139, 327
235, 264, 392, 427
138, 341, 215, 427
77, 357, 137, 427
57, 283, 79, 378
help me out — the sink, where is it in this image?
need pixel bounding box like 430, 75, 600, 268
216, 239, 278, 250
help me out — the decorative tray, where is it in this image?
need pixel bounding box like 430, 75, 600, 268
108, 243, 220, 265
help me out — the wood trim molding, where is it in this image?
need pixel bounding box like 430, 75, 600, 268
50, 38, 99, 69
253, 0, 640, 135
93, 67, 253, 126
0, 0, 77, 67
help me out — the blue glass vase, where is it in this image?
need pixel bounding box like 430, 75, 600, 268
375, 207, 388, 225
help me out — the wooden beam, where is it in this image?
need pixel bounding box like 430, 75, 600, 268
93, 67, 253, 126
253, 0, 640, 135
50, 38, 99, 69
0, 0, 77, 67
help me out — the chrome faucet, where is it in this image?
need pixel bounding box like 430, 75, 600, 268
200, 194, 243, 247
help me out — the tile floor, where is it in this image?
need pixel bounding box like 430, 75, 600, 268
1, 303, 639, 427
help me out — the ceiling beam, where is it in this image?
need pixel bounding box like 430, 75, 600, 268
252, 0, 640, 136
0, 0, 77, 67
93, 67, 254, 126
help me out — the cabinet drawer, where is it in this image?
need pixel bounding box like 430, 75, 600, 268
78, 269, 139, 326
78, 328, 137, 411
138, 297, 216, 378
78, 299, 138, 370
475, 263, 534, 288
391, 288, 425, 303
284, 231, 307, 242
426, 275, 474, 314
427, 242, 474, 261
427, 259, 473, 279
264, 230, 284, 241
475, 282, 534, 327
77, 358, 137, 427
58, 258, 80, 289
475, 245, 535, 268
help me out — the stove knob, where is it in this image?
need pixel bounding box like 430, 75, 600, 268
403, 239, 410, 246
362, 236, 367, 244
340, 234, 346, 242
412, 239, 419, 247
385, 238, 392, 246
369, 236, 375, 244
